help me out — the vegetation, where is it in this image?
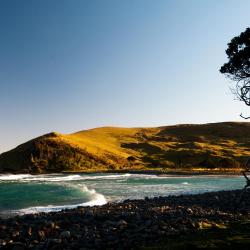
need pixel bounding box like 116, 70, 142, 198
220, 27, 250, 118
143, 221, 250, 250
1, 122, 250, 173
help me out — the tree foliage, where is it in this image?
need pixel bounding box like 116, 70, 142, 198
220, 28, 250, 117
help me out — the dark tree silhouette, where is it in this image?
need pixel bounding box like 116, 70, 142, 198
221, 28, 250, 207
220, 27, 250, 119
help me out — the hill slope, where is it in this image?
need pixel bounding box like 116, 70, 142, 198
1, 122, 250, 173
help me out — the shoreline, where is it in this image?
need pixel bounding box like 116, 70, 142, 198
63, 169, 244, 176
0, 168, 244, 176
0, 188, 249, 249
0, 173, 245, 221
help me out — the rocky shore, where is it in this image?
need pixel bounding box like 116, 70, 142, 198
1, 189, 250, 250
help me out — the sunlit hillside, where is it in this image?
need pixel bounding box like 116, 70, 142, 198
1, 122, 250, 173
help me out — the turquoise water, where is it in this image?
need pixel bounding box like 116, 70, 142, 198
0, 173, 245, 216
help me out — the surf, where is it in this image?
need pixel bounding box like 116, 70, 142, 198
0, 173, 244, 217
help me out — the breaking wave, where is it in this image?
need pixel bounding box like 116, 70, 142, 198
0, 173, 132, 182
9, 184, 106, 216
0, 174, 32, 181
0, 173, 243, 218
0, 173, 232, 183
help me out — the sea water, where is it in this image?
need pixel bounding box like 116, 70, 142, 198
0, 173, 245, 217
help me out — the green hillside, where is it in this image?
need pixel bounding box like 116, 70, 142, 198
1, 122, 250, 174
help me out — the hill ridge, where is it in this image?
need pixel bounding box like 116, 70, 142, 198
1, 122, 250, 173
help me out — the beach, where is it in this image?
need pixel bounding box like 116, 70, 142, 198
1, 188, 250, 249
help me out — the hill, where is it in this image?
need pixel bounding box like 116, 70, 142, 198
1, 122, 250, 174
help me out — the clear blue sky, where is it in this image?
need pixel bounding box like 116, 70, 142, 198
1, 0, 250, 153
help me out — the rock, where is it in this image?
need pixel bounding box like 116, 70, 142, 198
186, 208, 193, 214
49, 238, 62, 244
60, 230, 71, 239
0, 239, 6, 246
116, 220, 128, 228
37, 230, 46, 241
27, 226, 32, 236
0, 189, 249, 249
104, 220, 116, 227
45, 238, 63, 249
214, 195, 220, 201
85, 210, 94, 216
46, 221, 55, 229
12, 230, 20, 238
198, 221, 213, 229
10, 242, 25, 250
145, 220, 152, 227
0, 225, 6, 230
214, 223, 227, 229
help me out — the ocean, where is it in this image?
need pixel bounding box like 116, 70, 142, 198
0, 173, 245, 217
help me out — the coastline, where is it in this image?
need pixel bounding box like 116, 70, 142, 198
62, 168, 244, 176
0, 167, 244, 176
1, 188, 249, 249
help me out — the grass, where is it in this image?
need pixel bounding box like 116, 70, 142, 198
66, 126, 141, 157
1, 122, 250, 173
142, 221, 250, 250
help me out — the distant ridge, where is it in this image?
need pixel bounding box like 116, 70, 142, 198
1, 122, 250, 174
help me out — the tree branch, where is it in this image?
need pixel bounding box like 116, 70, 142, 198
240, 113, 250, 119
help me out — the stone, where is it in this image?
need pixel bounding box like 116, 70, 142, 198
60, 230, 71, 239
186, 208, 193, 214
116, 220, 128, 228
198, 221, 213, 229
0, 239, 6, 246
46, 221, 55, 229
11, 242, 25, 250
12, 230, 20, 238
49, 238, 62, 244
37, 230, 46, 241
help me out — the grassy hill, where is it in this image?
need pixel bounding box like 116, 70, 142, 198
1, 122, 250, 174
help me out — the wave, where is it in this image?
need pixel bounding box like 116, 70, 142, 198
9, 184, 107, 216
129, 174, 240, 179
0, 174, 32, 181
23, 174, 84, 182
0, 173, 236, 183
24, 173, 132, 182
0, 173, 132, 182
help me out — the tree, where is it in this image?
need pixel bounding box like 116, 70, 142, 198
221, 28, 250, 199
220, 27, 250, 118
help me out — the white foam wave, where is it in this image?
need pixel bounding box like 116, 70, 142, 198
9, 185, 106, 216
0, 174, 32, 181
23, 174, 83, 182
127, 174, 197, 179
24, 173, 132, 182
0, 173, 132, 182
0, 173, 239, 182
82, 173, 131, 180
1, 173, 228, 183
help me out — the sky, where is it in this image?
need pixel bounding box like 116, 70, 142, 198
1, 0, 250, 153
